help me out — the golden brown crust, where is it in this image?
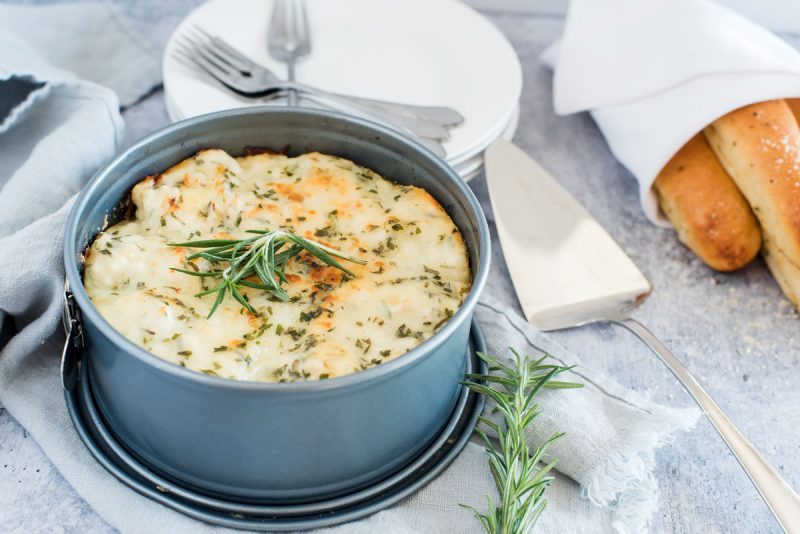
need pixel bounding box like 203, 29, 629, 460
762, 233, 800, 306
705, 99, 800, 305
786, 98, 800, 122
653, 133, 761, 271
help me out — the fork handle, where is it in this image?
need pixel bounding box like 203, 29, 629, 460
611, 315, 800, 534
338, 93, 464, 126
286, 82, 463, 125
297, 93, 446, 157
303, 92, 449, 140
286, 61, 299, 106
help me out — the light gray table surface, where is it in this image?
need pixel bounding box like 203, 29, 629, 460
1, 1, 798, 533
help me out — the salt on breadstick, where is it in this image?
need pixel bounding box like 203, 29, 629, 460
705, 99, 800, 305
653, 134, 761, 271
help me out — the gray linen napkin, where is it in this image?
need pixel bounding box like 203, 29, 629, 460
0, 2, 161, 108
0, 4, 699, 533
316, 297, 700, 534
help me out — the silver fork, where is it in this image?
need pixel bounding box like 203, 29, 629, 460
175, 27, 463, 126
266, 2, 446, 138
265, 8, 463, 128
173, 27, 453, 154
266, 1, 461, 129
268, 0, 308, 107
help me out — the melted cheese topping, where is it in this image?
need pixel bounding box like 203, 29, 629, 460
83, 150, 471, 382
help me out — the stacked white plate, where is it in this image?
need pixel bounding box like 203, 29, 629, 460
163, 0, 522, 181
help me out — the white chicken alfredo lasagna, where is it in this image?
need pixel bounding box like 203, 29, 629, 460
83, 149, 471, 382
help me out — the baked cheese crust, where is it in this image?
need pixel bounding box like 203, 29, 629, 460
83, 150, 471, 382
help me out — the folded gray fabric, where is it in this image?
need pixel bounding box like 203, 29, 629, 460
0, 4, 699, 533
0, 2, 161, 108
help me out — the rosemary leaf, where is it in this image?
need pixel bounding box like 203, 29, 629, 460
170, 238, 239, 247
207, 285, 227, 318
169, 267, 223, 278
169, 229, 365, 317
461, 349, 582, 534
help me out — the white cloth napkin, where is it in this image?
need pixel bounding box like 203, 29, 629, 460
0, 4, 698, 533
540, 0, 800, 225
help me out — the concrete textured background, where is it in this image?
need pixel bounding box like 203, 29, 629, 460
1, 1, 798, 533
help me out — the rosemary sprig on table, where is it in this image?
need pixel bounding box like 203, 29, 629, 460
170, 229, 366, 318
462, 349, 582, 534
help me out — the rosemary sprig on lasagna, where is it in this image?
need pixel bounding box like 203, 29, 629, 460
462, 350, 582, 534
170, 229, 366, 318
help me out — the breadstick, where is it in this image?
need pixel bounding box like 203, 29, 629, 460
705, 99, 800, 305
653, 134, 761, 272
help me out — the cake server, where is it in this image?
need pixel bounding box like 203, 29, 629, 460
485, 139, 800, 534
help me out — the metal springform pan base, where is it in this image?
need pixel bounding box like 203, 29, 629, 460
64, 319, 487, 531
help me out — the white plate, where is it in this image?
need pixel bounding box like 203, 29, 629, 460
167, 91, 520, 182
162, 0, 522, 163
455, 103, 520, 181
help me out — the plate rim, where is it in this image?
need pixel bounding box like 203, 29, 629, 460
162, 0, 522, 163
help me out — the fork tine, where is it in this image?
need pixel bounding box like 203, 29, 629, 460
191, 25, 213, 39
189, 26, 255, 73
295, 0, 312, 54
196, 46, 238, 77
173, 40, 195, 56
177, 30, 216, 58
172, 48, 213, 79
174, 34, 206, 62
171, 56, 191, 73
174, 42, 235, 85
173, 48, 265, 103
176, 31, 212, 59
176, 30, 202, 48
181, 28, 246, 75
172, 44, 205, 69
172, 46, 206, 74
180, 35, 238, 78
171, 47, 194, 68
183, 26, 215, 52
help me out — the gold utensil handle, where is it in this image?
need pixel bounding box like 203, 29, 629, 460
611, 315, 800, 534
